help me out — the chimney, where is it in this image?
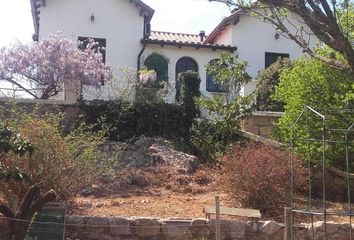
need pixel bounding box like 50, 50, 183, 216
199, 30, 206, 42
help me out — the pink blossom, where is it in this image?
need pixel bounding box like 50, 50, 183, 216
0, 34, 112, 99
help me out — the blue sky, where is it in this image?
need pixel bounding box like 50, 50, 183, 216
0, 0, 231, 48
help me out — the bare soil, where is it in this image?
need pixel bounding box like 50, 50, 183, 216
67, 166, 354, 224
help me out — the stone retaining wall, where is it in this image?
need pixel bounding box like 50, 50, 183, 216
64, 216, 353, 240
313, 166, 354, 202
241, 111, 284, 137
0, 215, 352, 239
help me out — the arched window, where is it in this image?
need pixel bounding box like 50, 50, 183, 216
144, 53, 169, 87
206, 59, 228, 93
175, 57, 198, 100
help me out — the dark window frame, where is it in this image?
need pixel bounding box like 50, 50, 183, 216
265, 52, 290, 68
206, 59, 228, 93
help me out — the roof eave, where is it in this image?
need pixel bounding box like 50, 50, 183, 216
142, 39, 237, 52
204, 9, 247, 44
30, 0, 39, 35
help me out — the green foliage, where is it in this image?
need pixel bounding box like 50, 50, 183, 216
0, 102, 115, 201
178, 71, 201, 134
143, 53, 169, 87
80, 99, 190, 141
0, 124, 33, 183
191, 53, 254, 162
206, 53, 251, 100
190, 119, 243, 161
256, 58, 292, 111
273, 58, 354, 168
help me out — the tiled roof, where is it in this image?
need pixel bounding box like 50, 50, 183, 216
149, 31, 203, 44
145, 31, 237, 52
205, 9, 246, 44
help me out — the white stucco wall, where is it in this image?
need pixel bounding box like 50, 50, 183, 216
214, 25, 233, 46
38, 0, 145, 100
143, 45, 231, 102
227, 14, 317, 96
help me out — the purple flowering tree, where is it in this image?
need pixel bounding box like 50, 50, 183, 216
0, 34, 112, 99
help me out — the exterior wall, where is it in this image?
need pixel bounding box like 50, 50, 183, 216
214, 25, 233, 45
143, 45, 231, 102
38, 0, 145, 101
225, 14, 316, 97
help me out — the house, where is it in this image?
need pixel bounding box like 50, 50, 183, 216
30, 0, 316, 102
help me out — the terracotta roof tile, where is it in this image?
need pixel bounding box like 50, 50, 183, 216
145, 31, 237, 51
149, 31, 204, 44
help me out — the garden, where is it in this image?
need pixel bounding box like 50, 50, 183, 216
0, 2, 353, 239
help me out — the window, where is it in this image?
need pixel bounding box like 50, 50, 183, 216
144, 53, 169, 88
175, 57, 198, 101
265, 52, 289, 68
78, 37, 106, 63
206, 59, 228, 93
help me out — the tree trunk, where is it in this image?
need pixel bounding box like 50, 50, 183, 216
0, 186, 57, 240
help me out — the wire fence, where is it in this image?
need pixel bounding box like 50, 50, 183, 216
290, 106, 354, 240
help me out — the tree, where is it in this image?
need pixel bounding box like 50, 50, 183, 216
273, 58, 354, 169
210, 0, 354, 74
0, 34, 112, 99
256, 58, 292, 111
190, 53, 254, 161
0, 124, 57, 240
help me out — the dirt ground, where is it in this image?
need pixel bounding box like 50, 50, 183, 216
67, 166, 354, 224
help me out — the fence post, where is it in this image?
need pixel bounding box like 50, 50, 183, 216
284, 207, 292, 240
215, 196, 221, 240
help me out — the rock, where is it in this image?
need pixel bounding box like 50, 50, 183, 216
161, 219, 192, 240
118, 136, 199, 172
109, 217, 131, 236
132, 173, 150, 187
80, 185, 104, 196
130, 217, 161, 238
259, 221, 282, 236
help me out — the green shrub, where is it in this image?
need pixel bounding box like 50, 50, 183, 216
190, 119, 243, 162
178, 71, 201, 135
221, 142, 307, 215
190, 53, 254, 162
273, 58, 354, 169
256, 58, 292, 112
0, 103, 115, 201
80, 100, 190, 141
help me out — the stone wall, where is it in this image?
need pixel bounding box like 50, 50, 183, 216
0, 98, 80, 132
312, 166, 354, 202
241, 111, 284, 137
0, 215, 352, 239
64, 216, 353, 240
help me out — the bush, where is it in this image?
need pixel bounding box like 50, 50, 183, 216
221, 142, 307, 214
190, 53, 254, 162
190, 119, 243, 162
273, 58, 354, 168
0, 103, 115, 201
178, 71, 201, 134
256, 58, 292, 111
80, 99, 190, 141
